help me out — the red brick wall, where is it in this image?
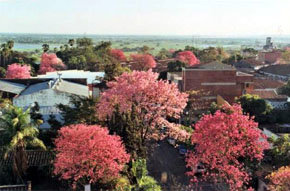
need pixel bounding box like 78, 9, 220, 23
183, 70, 251, 103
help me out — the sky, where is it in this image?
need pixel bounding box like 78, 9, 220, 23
0, 0, 290, 36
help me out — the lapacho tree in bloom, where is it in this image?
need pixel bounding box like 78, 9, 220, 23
176, 51, 200, 66
110, 49, 127, 62
186, 104, 269, 191
53, 124, 130, 188
39, 53, 66, 74
6, 63, 31, 79
130, 54, 156, 71
97, 70, 189, 156
267, 166, 290, 191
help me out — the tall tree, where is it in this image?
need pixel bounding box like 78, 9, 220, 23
54, 124, 130, 189
186, 104, 269, 191
68, 39, 75, 47
97, 70, 189, 157
176, 51, 200, 66
42, 44, 49, 53
39, 53, 66, 74
130, 54, 156, 71
0, 105, 46, 182
6, 63, 31, 79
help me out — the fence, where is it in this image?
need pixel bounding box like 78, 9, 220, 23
0, 181, 31, 191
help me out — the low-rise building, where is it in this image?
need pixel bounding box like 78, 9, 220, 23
248, 89, 289, 109
12, 78, 90, 128
181, 62, 254, 103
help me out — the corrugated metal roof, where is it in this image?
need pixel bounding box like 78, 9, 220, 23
55, 79, 89, 97
35, 70, 105, 84
20, 81, 50, 96
0, 80, 26, 94
19, 79, 89, 97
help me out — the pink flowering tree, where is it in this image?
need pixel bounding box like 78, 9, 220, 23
130, 54, 156, 71
110, 49, 127, 62
6, 63, 31, 79
54, 124, 130, 189
186, 104, 269, 191
39, 53, 66, 74
267, 166, 290, 191
97, 70, 188, 157
176, 51, 200, 66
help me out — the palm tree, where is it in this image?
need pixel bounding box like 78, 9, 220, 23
68, 39, 75, 47
0, 105, 46, 183
42, 44, 49, 53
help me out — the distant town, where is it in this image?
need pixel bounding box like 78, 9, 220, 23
1, 35, 290, 191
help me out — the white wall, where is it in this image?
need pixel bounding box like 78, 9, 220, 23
13, 89, 74, 128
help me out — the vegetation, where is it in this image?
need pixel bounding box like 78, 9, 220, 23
267, 166, 290, 191
0, 105, 46, 182
53, 124, 130, 189
5, 63, 31, 79
186, 104, 269, 191
98, 70, 189, 158
236, 94, 273, 123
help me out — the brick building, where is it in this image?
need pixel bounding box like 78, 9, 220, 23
258, 51, 282, 64
181, 62, 253, 103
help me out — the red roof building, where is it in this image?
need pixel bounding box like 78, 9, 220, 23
181, 62, 253, 103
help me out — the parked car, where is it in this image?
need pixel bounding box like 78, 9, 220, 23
178, 145, 187, 155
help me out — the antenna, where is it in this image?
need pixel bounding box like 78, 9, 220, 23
57, 72, 62, 80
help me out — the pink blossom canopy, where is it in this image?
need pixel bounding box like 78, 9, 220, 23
54, 124, 130, 186
6, 63, 31, 79
176, 51, 200, 66
97, 70, 189, 140
110, 49, 127, 62
186, 104, 269, 191
130, 54, 157, 71
39, 53, 66, 74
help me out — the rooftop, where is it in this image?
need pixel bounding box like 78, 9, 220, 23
259, 64, 290, 77
19, 79, 89, 97
248, 89, 288, 100
0, 80, 27, 94
253, 78, 286, 89
35, 70, 105, 84
185, 61, 235, 70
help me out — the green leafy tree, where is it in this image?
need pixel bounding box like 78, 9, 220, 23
279, 81, 290, 97
57, 95, 99, 126
129, 159, 161, 191
68, 39, 75, 47
42, 44, 49, 53
76, 37, 93, 47
167, 60, 186, 72
106, 105, 146, 159
0, 66, 6, 78
269, 135, 290, 167
236, 94, 272, 123
0, 105, 46, 182
104, 60, 131, 81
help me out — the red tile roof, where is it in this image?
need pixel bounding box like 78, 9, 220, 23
253, 78, 286, 89
248, 89, 288, 100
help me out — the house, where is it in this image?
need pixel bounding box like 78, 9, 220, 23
233, 58, 267, 73
0, 80, 26, 98
248, 89, 289, 109
181, 62, 254, 103
35, 70, 105, 98
258, 50, 282, 64
258, 64, 290, 81
12, 78, 90, 128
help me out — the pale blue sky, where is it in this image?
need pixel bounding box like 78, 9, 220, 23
0, 0, 289, 36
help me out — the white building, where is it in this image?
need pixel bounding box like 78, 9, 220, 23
12, 78, 90, 128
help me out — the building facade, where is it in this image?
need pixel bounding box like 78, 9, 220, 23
181, 62, 253, 103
